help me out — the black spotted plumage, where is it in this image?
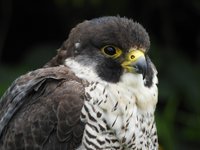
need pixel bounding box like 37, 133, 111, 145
0, 16, 158, 150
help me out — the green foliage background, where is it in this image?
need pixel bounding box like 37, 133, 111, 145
0, 0, 200, 149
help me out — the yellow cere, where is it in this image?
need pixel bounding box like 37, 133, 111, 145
121, 49, 145, 72
126, 49, 145, 61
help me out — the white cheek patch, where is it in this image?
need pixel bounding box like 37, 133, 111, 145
65, 58, 101, 81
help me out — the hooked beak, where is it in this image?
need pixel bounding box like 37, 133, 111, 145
121, 49, 147, 78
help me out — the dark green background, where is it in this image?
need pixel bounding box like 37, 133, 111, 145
0, 0, 200, 149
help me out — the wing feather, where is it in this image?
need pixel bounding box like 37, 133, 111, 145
0, 66, 85, 150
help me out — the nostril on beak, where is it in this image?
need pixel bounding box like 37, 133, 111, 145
130, 55, 135, 59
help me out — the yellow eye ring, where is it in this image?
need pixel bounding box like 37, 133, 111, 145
101, 45, 122, 58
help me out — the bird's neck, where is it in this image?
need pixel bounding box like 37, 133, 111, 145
65, 58, 158, 112
65, 58, 158, 149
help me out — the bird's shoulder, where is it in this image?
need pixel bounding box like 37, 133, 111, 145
0, 65, 85, 114
0, 65, 86, 149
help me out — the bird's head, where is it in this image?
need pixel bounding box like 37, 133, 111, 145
48, 16, 155, 87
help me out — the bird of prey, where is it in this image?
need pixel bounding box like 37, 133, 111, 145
0, 16, 158, 150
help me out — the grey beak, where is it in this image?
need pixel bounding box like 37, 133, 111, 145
133, 56, 147, 79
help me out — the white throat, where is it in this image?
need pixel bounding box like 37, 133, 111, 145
65, 58, 158, 148
65, 58, 158, 112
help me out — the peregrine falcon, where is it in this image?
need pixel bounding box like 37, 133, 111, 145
0, 16, 158, 150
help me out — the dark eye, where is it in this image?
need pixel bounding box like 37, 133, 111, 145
101, 45, 122, 58
103, 46, 117, 56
